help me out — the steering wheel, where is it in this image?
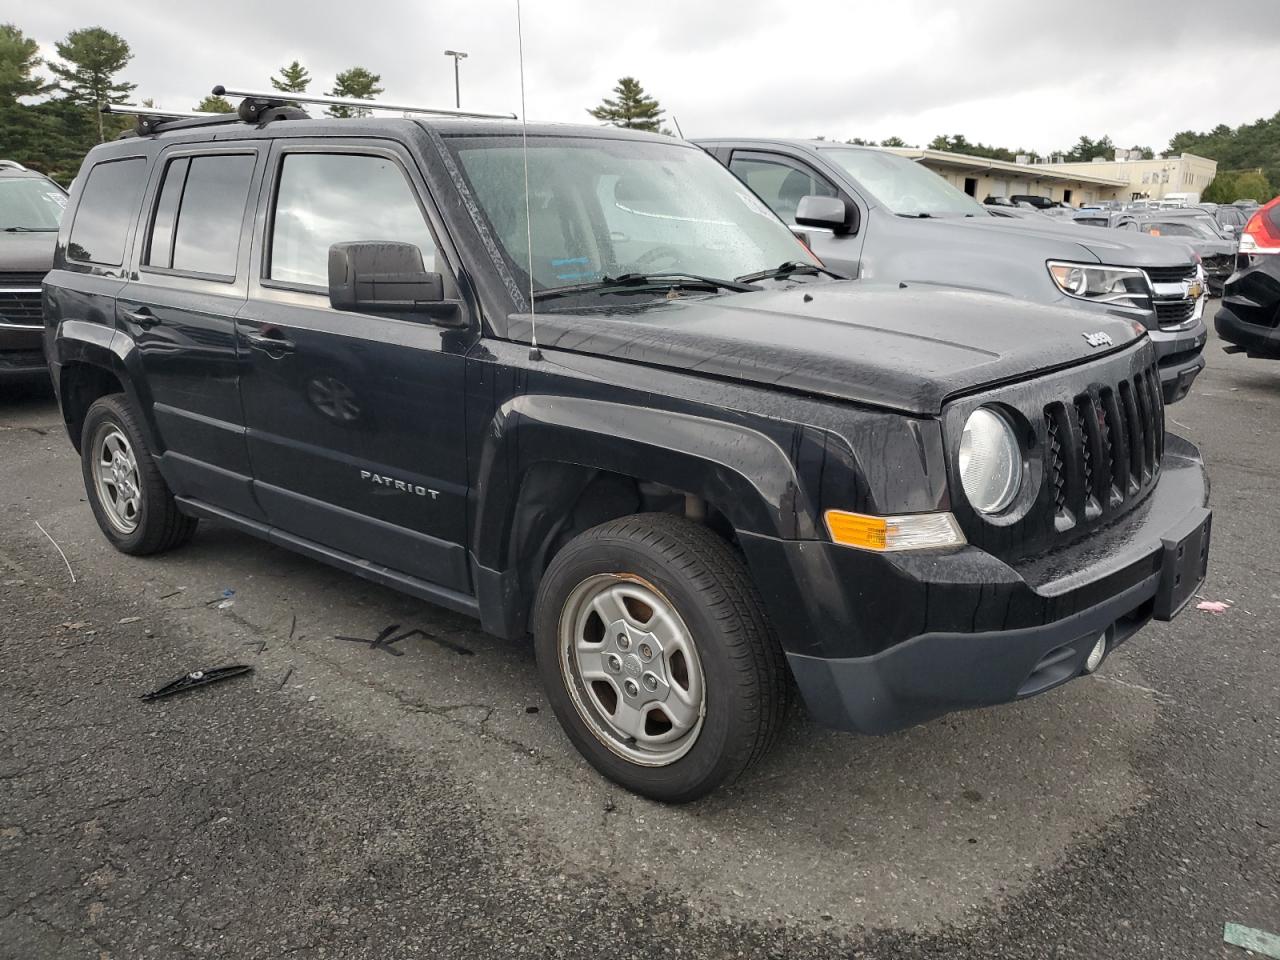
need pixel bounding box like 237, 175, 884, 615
633, 245, 684, 272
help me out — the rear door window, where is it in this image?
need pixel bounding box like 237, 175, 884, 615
268, 152, 437, 289
67, 157, 147, 266
145, 153, 256, 278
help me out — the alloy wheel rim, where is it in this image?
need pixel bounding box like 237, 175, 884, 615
92, 425, 142, 535
559, 573, 706, 767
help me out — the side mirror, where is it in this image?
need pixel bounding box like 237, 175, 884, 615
795, 195, 857, 236
327, 241, 464, 326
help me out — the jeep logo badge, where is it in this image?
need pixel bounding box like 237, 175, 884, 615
1082, 331, 1113, 348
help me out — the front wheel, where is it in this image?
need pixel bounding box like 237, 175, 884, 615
533, 514, 788, 803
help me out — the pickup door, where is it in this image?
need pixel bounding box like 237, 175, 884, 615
236, 140, 474, 593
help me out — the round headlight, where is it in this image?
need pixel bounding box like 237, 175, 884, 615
959, 408, 1022, 515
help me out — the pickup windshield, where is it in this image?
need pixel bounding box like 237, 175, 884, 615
822, 148, 987, 218
0, 177, 66, 231
445, 136, 814, 299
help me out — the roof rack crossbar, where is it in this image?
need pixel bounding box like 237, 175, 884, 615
212, 85, 516, 121
102, 104, 224, 120
103, 103, 242, 137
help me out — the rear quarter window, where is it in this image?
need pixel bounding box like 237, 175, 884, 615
67, 157, 147, 266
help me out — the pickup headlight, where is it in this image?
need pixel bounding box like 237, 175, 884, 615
1047, 261, 1152, 309
959, 408, 1021, 515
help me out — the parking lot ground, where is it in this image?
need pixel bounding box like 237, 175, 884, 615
1, 305, 1278, 959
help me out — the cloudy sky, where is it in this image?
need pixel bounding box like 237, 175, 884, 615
17, 0, 1280, 153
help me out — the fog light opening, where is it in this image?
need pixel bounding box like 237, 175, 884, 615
1083, 632, 1108, 674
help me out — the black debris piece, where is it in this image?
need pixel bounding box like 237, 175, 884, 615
140, 664, 254, 702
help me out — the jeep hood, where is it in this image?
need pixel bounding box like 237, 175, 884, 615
507, 282, 1145, 415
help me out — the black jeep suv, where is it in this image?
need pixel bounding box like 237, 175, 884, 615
1, 160, 66, 384
45, 98, 1212, 801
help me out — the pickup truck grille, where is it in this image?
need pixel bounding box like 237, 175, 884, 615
1153, 299, 1196, 326
1043, 363, 1163, 533
1143, 263, 1200, 330
0, 272, 45, 328
1144, 264, 1196, 285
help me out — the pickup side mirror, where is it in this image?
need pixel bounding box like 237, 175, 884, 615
795, 195, 857, 236
327, 241, 464, 326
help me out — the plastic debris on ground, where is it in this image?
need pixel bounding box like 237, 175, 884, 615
140, 664, 254, 702
1195, 600, 1232, 614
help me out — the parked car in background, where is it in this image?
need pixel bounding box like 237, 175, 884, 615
696, 139, 1208, 402
1111, 209, 1237, 294
1072, 209, 1119, 228
1217, 197, 1280, 357
1200, 202, 1249, 239
1009, 194, 1058, 210
0, 160, 66, 385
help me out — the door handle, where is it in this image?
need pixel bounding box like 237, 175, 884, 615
243, 329, 296, 355
120, 306, 159, 328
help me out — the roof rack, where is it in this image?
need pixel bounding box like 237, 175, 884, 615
0, 159, 28, 171
103, 103, 240, 135
212, 85, 517, 122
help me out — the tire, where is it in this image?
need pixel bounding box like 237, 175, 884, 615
533, 513, 788, 803
80, 394, 197, 555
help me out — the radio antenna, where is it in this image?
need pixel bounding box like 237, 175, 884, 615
516, 0, 541, 361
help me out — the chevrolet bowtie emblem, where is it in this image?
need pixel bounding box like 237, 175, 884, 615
1082, 331, 1113, 348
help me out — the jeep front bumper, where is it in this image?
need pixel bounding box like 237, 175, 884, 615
739, 434, 1210, 735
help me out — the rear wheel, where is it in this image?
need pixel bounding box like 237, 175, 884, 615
533, 514, 788, 803
81, 395, 197, 555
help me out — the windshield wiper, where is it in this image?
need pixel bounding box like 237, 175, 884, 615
532, 272, 756, 302
3, 226, 58, 232
735, 260, 843, 283
897, 212, 936, 219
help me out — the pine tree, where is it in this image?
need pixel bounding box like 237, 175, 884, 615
326, 67, 383, 118
194, 94, 234, 113
271, 61, 310, 94
48, 27, 135, 143
0, 23, 52, 103
587, 77, 664, 133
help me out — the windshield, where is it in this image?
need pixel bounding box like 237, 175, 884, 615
445, 136, 813, 298
0, 177, 66, 231
821, 148, 986, 217
1143, 220, 1218, 240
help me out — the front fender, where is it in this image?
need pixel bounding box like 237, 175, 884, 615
471, 394, 821, 574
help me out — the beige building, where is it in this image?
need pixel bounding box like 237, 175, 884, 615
1034, 152, 1218, 202
883, 148, 1128, 206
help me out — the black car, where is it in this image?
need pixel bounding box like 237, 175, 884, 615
44, 92, 1212, 802
694, 140, 1209, 404
0, 160, 66, 384
1216, 198, 1280, 356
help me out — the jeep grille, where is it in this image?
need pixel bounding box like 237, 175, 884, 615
1042, 363, 1163, 534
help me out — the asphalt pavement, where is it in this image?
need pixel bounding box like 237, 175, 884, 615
1, 303, 1277, 959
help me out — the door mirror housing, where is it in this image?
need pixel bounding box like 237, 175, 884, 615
327, 241, 464, 325
795, 195, 857, 236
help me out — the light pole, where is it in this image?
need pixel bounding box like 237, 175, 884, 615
443, 50, 468, 109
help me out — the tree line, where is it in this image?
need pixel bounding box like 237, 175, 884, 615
2, 25, 1273, 206
0, 22, 388, 182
